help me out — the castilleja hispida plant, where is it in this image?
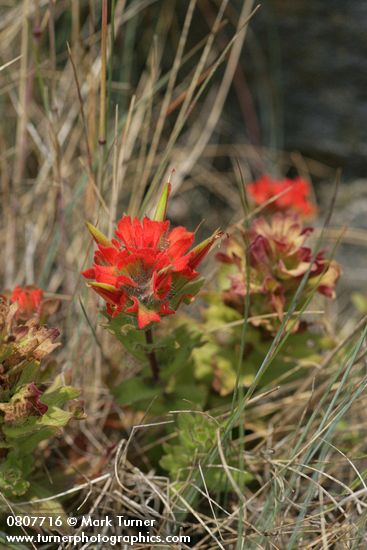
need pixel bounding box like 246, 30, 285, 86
0, 292, 80, 498
83, 183, 222, 380
83, 183, 221, 328
217, 213, 340, 333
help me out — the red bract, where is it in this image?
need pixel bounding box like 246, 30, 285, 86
82, 185, 221, 329
11, 286, 43, 320
247, 175, 316, 217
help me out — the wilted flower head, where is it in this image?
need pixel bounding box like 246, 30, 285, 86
0, 309, 60, 375
247, 175, 316, 217
0, 295, 60, 390
217, 213, 340, 332
83, 184, 221, 329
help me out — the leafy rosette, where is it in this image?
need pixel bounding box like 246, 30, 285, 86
217, 213, 340, 332
83, 183, 222, 329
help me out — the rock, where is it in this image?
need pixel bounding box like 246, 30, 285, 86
243, 0, 367, 178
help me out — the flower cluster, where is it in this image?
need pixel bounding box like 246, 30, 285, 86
247, 175, 316, 217
10, 285, 43, 320
9, 285, 60, 322
217, 213, 340, 332
83, 184, 221, 329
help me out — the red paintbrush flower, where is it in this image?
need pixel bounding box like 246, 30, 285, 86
10, 285, 43, 320
247, 175, 316, 217
83, 184, 221, 329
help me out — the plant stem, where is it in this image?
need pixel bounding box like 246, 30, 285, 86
145, 328, 160, 382
98, 0, 108, 146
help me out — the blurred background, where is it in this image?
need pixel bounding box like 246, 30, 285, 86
247, 0, 367, 179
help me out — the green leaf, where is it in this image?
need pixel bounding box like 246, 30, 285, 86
170, 277, 205, 310
85, 222, 113, 247
160, 412, 253, 491
38, 406, 73, 427
153, 181, 171, 221
160, 413, 217, 477
13, 428, 56, 454
105, 313, 146, 361
113, 375, 162, 406
2, 416, 39, 438
42, 385, 80, 407
2, 382, 80, 457
14, 360, 39, 390
0, 455, 31, 498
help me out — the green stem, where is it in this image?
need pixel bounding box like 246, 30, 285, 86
145, 328, 160, 382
